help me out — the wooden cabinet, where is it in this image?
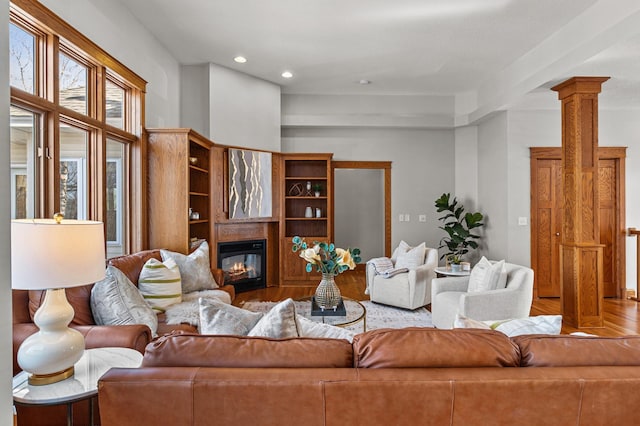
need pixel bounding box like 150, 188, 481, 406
280, 153, 333, 285
147, 128, 213, 255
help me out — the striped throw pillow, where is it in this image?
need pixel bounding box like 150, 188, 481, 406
138, 257, 182, 313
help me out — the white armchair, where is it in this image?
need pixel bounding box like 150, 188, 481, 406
431, 262, 534, 329
366, 247, 438, 310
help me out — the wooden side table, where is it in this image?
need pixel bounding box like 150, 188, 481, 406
13, 347, 142, 426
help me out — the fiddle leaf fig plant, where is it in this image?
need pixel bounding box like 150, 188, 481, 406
435, 193, 484, 262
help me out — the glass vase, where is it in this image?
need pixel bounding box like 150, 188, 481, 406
315, 273, 342, 310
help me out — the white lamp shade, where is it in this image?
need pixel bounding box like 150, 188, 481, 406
11, 219, 106, 290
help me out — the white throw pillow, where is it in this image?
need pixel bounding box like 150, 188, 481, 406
90, 265, 158, 337
467, 257, 506, 292
391, 240, 411, 262
161, 241, 218, 293
138, 257, 182, 313
198, 297, 263, 335
395, 242, 426, 270
248, 298, 300, 338
297, 316, 356, 342
488, 315, 562, 337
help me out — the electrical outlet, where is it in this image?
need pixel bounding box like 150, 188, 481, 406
404, 214, 410, 222
419, 214, 427, 222
518, 217, 528, 226
398, 214, 404, 222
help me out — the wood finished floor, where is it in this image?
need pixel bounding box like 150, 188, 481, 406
233, 270, 640, 337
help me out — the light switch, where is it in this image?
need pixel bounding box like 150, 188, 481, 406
404, 214, 410, 222
399, 214, 404, 222
518, 217, 528, 226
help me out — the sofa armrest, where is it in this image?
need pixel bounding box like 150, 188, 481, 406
460, 289, 531, 321
432, 276, 470, 297
76, 324, 152, 354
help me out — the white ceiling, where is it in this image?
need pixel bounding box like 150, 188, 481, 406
119, 0, 640, 119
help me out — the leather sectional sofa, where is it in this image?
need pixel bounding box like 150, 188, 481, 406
99, 328, 640, 426
12, 248, 233, 426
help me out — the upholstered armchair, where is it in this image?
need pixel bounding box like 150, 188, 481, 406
431, 262, 534, 329
366, 246, 438, 310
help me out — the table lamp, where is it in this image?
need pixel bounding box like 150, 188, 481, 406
11, 216, 105, 385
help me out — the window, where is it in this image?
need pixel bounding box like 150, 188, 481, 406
10, 106, 39, 219
9, 0, 146, 255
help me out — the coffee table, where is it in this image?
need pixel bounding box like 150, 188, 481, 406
295, 296, 367, 332
13, 347, 143, 426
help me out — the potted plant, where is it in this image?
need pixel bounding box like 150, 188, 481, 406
313, 183, 322, 197
435, 193, 484, 269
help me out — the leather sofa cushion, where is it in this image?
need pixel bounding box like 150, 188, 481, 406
142, 332, 354, 368
108, 249, 162, 285
29, 285, 96, 326
353, 328, 520, 368
514, 334, 640, 366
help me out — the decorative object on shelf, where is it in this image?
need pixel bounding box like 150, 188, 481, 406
188, 156, 198, 166
313, 183, 322, 197
435, 192, 484, 265
291, 236, 361, 310
306, 181, 313, 196
315, 208, 322, 218
288, 182, 304, 197
189, 209, 200, 220
305, 206, 313, 218
11, 216, 105, 385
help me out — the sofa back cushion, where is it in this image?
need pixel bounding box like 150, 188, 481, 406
108, 249, 162, 286
29, 285, 96, 326
353, 328, 520, 368
514, 334, 640, 367
142, 332, 354, 368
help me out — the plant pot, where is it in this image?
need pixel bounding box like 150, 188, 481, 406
450, 263, 462, 272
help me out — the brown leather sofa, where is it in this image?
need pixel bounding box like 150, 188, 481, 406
12, 248, 233, 426
99, 328, 640, 426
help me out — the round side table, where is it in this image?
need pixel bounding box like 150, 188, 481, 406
13, 347, 143, 426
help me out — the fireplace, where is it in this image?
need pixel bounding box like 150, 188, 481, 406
217, 239, 266, 293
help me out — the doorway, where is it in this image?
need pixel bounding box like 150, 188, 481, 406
332, 161, 391, 266
530, 147, 626, 298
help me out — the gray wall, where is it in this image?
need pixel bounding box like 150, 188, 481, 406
2, 0, 12, 421
282, 127, 455, 258
334, 169, 385, 260
477, 112, 509, 262
181, 63, 281, 151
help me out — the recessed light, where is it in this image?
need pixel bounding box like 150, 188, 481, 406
234, 56, 247, 63
281, 71, 293, 79
359, 79, 371, 85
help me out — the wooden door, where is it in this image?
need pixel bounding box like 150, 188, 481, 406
530, 147, 626, 298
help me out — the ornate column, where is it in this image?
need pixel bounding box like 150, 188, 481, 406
551, 77, 609, 328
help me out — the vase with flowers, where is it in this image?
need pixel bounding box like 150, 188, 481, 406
291, 236, 361, 310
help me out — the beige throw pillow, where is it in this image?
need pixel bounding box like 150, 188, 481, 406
198, 297, 263, 335
394, 242, 426, 270
90, 265, 158, 337
161, 241, 218, 293
467, 257, 506, 292
138, 257, 182, 313
248, 298, 300, 338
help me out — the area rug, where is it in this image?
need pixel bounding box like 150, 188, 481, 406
240, 300, 433, 332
